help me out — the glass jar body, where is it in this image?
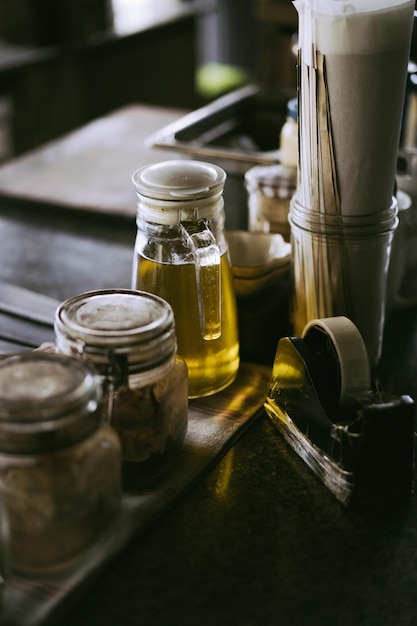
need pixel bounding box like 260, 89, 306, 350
131, 160, 240, 398
55, 289, 189, 487
132, 218, 240, 398
245, 164, 296, 240
0, 423, 121, 574
108, 356, 188, 488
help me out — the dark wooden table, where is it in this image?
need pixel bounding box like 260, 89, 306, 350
0, 105, 417, 626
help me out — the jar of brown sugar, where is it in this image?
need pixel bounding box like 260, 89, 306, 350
54, 289, 188, 489
0, 351, 121, 574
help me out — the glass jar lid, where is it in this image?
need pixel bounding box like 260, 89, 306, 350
132, 160, 226, 201
55, 289, 177, 370
0, 352, 102, 453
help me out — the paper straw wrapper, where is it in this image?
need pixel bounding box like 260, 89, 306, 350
295, 0, 415, 216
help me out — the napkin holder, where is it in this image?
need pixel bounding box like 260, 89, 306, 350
264, 317, 415, 508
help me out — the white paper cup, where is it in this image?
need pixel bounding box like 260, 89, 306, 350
296, 0, 414, 217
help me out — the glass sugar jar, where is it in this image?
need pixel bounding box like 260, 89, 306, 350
0, 351, 121, 574
55, 288, 188, 488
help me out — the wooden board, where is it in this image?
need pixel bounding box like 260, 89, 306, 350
0, 104, 187, 217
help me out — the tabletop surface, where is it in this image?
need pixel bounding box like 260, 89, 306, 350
0, 103, 248, 232
0, 104, 417, 626
0, 104, 188, 219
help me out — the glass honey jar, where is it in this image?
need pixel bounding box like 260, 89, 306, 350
54, 288, 188, 489
131, 160, 240, 398
0, 351, 121, 574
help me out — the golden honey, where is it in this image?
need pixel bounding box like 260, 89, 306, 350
133, 252, 239, 398
131, 160, 240, 397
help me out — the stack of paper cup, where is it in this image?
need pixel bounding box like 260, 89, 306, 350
290, 0, 414, 367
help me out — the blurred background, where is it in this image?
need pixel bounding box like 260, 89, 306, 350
0, 0, 298, 162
